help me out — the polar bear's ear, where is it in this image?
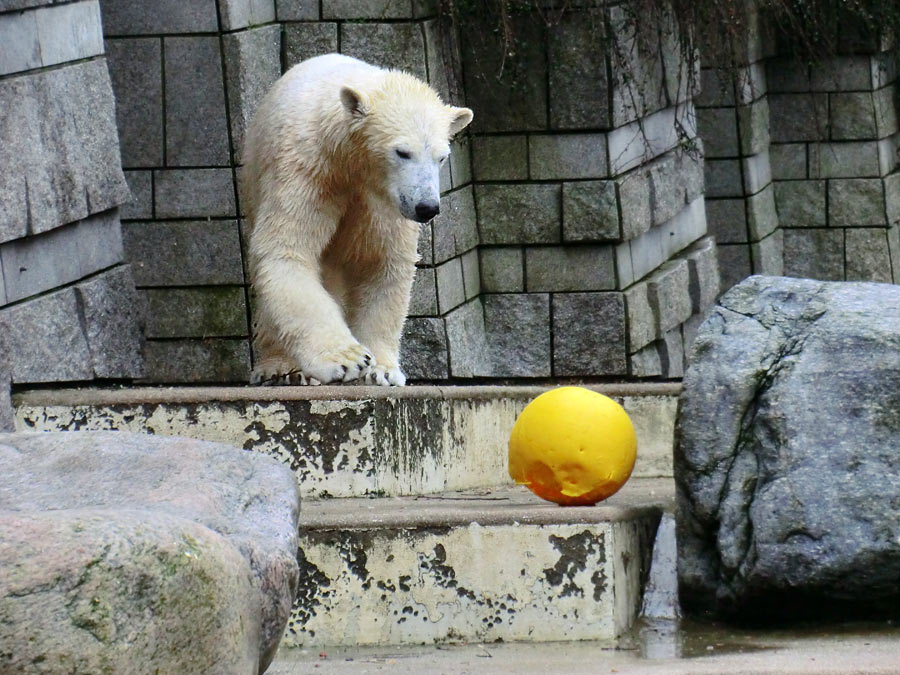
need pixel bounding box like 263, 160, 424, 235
340, 86, 369, 119
448, 106, 474, 137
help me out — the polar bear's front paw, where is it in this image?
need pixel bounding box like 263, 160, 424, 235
364, 363, 406, 387
305, 343, 374, 384
251, 359, 320, 386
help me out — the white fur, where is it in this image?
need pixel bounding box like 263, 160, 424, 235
243, 54, 473, 386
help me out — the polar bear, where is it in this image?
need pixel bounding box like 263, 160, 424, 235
242, 54, 473, 386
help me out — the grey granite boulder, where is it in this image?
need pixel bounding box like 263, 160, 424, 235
0, 432, 300, 673
675, 275, 900, 620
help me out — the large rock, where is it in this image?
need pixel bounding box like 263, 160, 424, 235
675, 275, 900, 620
0, 432, 300, 673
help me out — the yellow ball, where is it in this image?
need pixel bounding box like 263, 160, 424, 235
508, 387, 637, 506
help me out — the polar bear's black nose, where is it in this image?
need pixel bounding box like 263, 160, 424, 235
415, 201, 440, 223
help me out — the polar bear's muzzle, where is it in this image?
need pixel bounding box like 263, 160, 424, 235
395, 160, 441, 223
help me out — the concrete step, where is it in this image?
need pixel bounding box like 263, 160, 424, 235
286, 478, 673, 648
14, 384, 680, 500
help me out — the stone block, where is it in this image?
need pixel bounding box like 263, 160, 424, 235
647, 259, 692, 336
552, 292, 626, 376
608, 104, 694, 176
683, 236, 719, 313
769, 93, 829, 142
483, 294, 550, 377
471, 136, 527, 181
461, 249, 480, 301
123, 220, 244, 286
829, 178, 887, 227
164, 37, 230, 167
616, 167, 652, 240
525, 246, 616, 292
275, 0, 318, 20
742, 150, 772, 195
0, 288, 93, 383
460, 11, 547, 132
433, 185, 477, 263
746, 184, 779, 240
218, 0, 276, 30
476, 184, 561, 245
624, 281, 654, 353
751, 229, 784, 276
76, 265, 146, 379
144, 286, 248, 338
704, 159, 743, 198
697, 67, 735, 108
34, 0, 104, 68
705, 198, 748, 244
283, 23, 337, 69
547, 8, 609, 130
736, 62, 767, 105
878, 136, 900, 176
0, 10, 40, 75
809, 55, 873, 92
449, 137, 472, 188
529, 133, 608, 180
562, 181, 619, 242
0, 209, 124, 304
886, 173, 900, 225
0, 60, 130, 242
650, 149, 703, 227
340, 22, 426, 80
408, 267, 437, 317
435, 257, 465, 315
444, 299, 491, 377
99, 0, 219, 33
608, 4, 667, 126
323, 0, 411, 19
658, 328, 684, 379
770, 143, 807, 180
830, 92, 878, 140
809, 141, 881, 178
620, 198, 707, 286
874, 85, 899, 138
121, 170, 152, 220
629, 342, 662, 378
0, 1, 104, 77
845, 228, 893, 283
223, 25, 282, 164
480, 248, 523, 293
417, 219, 433, 265
143, 339, 250, 383
783, 229, 844, 281
889, 226, 900, 282
697, 107, 738, 158
715, 243, 752, 293
871, 52, 897, 90
765, 57, 811, 93
400, 317, 449, 380
738, 98, 770, 155
0, 355, 11, 430
154, 169, 236, 219
422, 18, 451, 102
774, 180, 827, 227
105, 37, 163, 168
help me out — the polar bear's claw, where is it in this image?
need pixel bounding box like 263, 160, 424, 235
364, 364, 406, 387
304, 342, 373, 384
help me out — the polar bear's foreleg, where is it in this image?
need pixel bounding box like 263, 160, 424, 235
349, 261, 416, 387
253, 256, 374, 384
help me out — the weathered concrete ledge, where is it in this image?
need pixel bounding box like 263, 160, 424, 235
288, 479, 670, 648
15, 384, 679, 500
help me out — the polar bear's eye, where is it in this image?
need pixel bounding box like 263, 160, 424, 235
439, 155, 449, 164
396, 149, 412, 160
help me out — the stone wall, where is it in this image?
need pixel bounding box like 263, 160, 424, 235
0, 0, 145, 417
698, 8, 900, 291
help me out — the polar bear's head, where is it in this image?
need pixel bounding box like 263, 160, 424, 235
340, 73, 473, 223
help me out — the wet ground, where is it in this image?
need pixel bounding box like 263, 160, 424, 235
269, 618, 900, 674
